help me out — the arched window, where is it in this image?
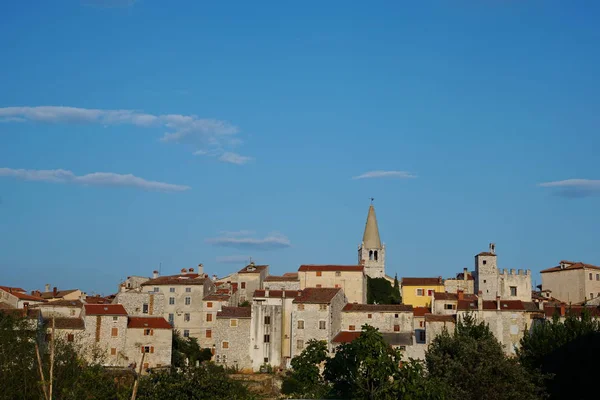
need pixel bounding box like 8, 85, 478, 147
374, 251, 378, 261
369, 250, 374, 260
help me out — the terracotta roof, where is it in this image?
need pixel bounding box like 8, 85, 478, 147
454, 272, 474, 280
298, 265, 363, 272
84, 295, 112, 304
36, 300, 83, 308
425, 314, 456, 323
203, 293, 231, 301
457, 299, 526, 311
264, 275, 299, 282
293, 288, 341, 304
283, 272, 298, 277
46, 318, 85, 330
0, 287, 47, 302
540, 262, 600, 273
413, 307, 430, 317
40, 289, 78, 299
544, 305, 600, 318
84, 304, 127, 316
254, 289, 299, 299
238, 264, 268, 274
342, 303, 413, 312
141, 274, 205, 286
477, 252, 497, 257
402, 277, 443, 286
434, 292, 477, 301
128, 317, 172, 329
217, 306, 251, 319
333, 331, 412, 346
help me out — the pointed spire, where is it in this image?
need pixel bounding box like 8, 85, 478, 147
362, 204, 382, 249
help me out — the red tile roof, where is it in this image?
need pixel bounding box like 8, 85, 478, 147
342, 303, 413, 312
37, 300, 83, 308
540, 262, 600, 273
293, 288, 341, 304
217, 306, 251, 319
332, 331, 361, 343
40, 289, 78, 299
128, 317, 172, 329
544, 305, 600, 318
46, 318, 85, 330
425, 314, 456, 323
0, 286, 25, 293
402, 277, 443, 286
298, 265, 363, 272
254, 289, 299, 299
434, 292, 477, 301
84, 295, 112, 304
84, 304, 127, 316
141, 274, 205, 286
264, 274, 299, 282
238, 264, 268, 274
456, 299, 526, 311
203, 293, 231, 301
413, 307, 430, 317
0, 287, 47, 302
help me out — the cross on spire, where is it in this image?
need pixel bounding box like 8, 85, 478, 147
370, 197, 375, 204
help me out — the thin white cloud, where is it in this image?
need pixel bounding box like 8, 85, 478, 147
207, 231, 291, 250
215, 255, 253, 264
352, 170, 417, 180
538, 179, 600, 198
218, 152, 253, 165
0, 106, 249, 163
0, 168, 190, 192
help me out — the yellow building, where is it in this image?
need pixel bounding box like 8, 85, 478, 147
401, 277, 444, 308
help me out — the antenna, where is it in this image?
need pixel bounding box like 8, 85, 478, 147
370, 197, 375, 204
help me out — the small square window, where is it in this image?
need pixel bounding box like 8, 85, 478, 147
207, 302, 213, 308
510, 286, 517, 297
206, 313, 212, 322
206, 329, 212, 338
184, 313, 190, 322
185, 297, 191, 305
186, 287, 191, 292
112, 316, 118, 321
367, 314, 372, 319
170, 288, 175, 293
241, 282, 246, 289
222, 341, 229, 349
230, 319, 238, 327
183, 329, 190, 337
427, 289, 434, 296
264, 316, 271, 324
319, 320, 326, 330
111, 348, 116, 355
142, 303, 149, 314
264, 357, 269, 363
169, 297, 175, 305
298, 304, 304, 311
316, 271, 322, 277
153, 287, 159, 292
297, 320, 304, 329
316, 284, 322, 288
144, 329, 152, 336
349, 325, 355, 331
416, 289, 424, 296
394, 325, 400, 332
483, 260, 487, 265
394, 314, 398, 318
319, 304, 327, 311
297, 340, 304, 350
335, 271, 341, 277
67, 334, 74, 342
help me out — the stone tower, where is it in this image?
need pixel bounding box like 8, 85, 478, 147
358, 204, 386, 278
474, 243, 499, 300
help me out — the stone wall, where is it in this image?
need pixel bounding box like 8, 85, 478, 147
341, 310, 412, 333
214, 316, 252, 372
113, 291, 165, 317
82, 314, 128, 367
124, 327, 172, 369
299, 271, 365, 304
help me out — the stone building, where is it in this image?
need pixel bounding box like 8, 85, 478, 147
82, 304, 129, 366
121, 275, 151, 291
139, 268, 215, 340
298, 265, 366, 304
40, 286, 83, 302
263, 274, 300, 291
234, 263, 269, 303
45, 317, 86, 346
112, 290, 166, 317
443, 268, 475, 294
540, 260, 600, 304
0, 286, 47, 308
291, 288, 346, 356
125, 317, 172, 371
424, 314, 455, 345
412, 306, 429, 345
358, 204, 386, 279
474, 243, 532, 302
401, 277, 445, 308
251, 289, 297, 371
431, 291, 477, 315
340, 303, 413, 333
200, 292, 233, 349
35, 299, 83, 318
214, 306, 253, 372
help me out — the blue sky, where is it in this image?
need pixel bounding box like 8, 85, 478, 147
1, 0, 599, 295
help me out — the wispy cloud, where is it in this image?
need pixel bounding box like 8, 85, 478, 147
0, 168, 190, 192
215, 255, 253, 264
538, 179, 600, 198
352, 170, 417, 180
207, 231, 291, 250
0, 106, 249, 163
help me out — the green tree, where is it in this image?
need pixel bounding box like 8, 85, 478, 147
426, 313, 544, 400
281, 339, 329, 399
171, 331, 212, 369
367, 277, 400, 305
518, 308, 600, 399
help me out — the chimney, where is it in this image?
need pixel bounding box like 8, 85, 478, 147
477, 291, 483, 310
496, 295, 500, 310
560, 304, 565, 317
463, 268, 468, 281
120, 284, 126, 293
152, 270, 159, 279
53, 287, 58, 297
489, 243, 495, 255
282, 290, 286, 298
189, 267, 194, 273
45, 284, 50, 292
81, 292, 87, 301
265, 289, 269, 297
457, 289, 464, 301
197, 264, 204, 275
212, 274, 218, 281
181, 268, 188, 275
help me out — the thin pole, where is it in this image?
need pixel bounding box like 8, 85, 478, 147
130, 351, 146, 400
34, 342, 49, 400
49, 317, 55, 400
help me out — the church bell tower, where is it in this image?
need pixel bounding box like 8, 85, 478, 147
358, 203, 386, 278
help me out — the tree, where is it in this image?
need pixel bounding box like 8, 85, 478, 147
518, 308, 600, 399
367, 277, 401, 305
426, 313, 544, 400
171, 331, 212, 369
281, 339, 329, 399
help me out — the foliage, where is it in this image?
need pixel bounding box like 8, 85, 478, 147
239, 301, 251, 307
137, 363, 256, 400
393, 358, 446, 400
518, 308, 600, 399
281, 339, 329, 398
426, 313, 544, 400
366, 276, 401, 305
172, 330, 212, 368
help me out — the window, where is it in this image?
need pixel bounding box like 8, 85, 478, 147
70, 309, 76, 316
374, 250, 378, 261
206, 313, 212, 322
297, 320, 304, 329
230, 319, 238, 327
334, 284, 340, 288
298, 304, 304, 311
590, 293, 594, 299
184, 313, 190, 322
67, 334, 74, 342
169, 297, 175, 305
335, 271, 341, 277
416, 288, 424, 296
183, 330, 190, 338
367, 314, 372, 319
142, 346, 154, 353
419, 331, 426, 342
427, 289, 434, 296
444, 304, 455, 310
319, 320, 326, 330
369, 250, 374, 260
264, 334, 270, 343
419, 321, 424, 327
207, 302, 213, 308
111, 328, 118, 337
589, 273, 593, 280
206, 329, 212, 338
316, 284, 322, 288
510, 286, 517, 297
264, 316, 271, 324
168, 313, 174, 325
170, 287, 175, 293
297, 340, 304, 350
142, 303, 149, 314
186, 287, 191, 292
394, 314, 398, 318
241, 282, 246, 289
319, 304, 327, 311
185, 297, 191, 305
394, 324, 400, 332
316, 271, 322, 277
483, 260, 487, 265
112, 316, 118, 321
349, 325, 356, 331
484, 280, 487, 283
111, 347, 116, 355
144, 329, 153, 336
222, 341, 229, 349
597, 274, 600, 281
264, 357, 269, 363
154, 287, 159, 292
